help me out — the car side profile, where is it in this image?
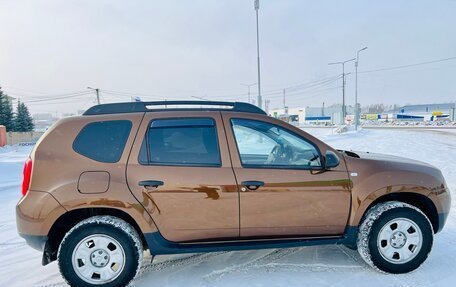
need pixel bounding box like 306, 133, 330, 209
16, 101, 451, 286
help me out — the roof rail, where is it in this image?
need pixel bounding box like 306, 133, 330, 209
83, 101, 266, 116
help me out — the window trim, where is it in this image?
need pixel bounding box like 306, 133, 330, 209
230, 118, 324, 170
139, 117, 223, 168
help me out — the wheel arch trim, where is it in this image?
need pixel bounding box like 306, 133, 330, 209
42, 207, 154, 265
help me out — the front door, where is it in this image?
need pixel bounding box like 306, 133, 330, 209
222, 113, 351, 238
127, 112, 239, 242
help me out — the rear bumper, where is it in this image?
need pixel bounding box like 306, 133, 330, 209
18, 233, 47, 252
16, 190, 66, 239
16, 190, 66, 265
18, 233, 54, 265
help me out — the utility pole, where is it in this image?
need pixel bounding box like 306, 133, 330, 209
452, 103, 456, 122
254, 0, 262, 109
328, 58, 355, 124
282, 89, 286, 109
87, 87, 100, 104
264, 99, 270, 114
322, 102, 325, 116
355, 47, 368, 130
240, 83, 257, 104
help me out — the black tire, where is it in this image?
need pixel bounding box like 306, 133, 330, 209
58, 216, 143, 287
357, 201, 433, 274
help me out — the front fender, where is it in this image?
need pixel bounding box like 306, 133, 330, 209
343, 154, 446, 227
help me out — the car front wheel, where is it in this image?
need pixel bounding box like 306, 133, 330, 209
357, 201, 433, 273
58, 216, 143, 287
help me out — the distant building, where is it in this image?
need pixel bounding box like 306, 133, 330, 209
388, 103, 454, 114
269, 105, 355, 125
270, 107, 306, 125
387, 103, 455, 121
269, 103, 455, 125
62, 113, 76, 117
33, 113, 58, 132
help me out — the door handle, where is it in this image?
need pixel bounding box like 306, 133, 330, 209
139, 180, 164, 190
241, 181, 264, 191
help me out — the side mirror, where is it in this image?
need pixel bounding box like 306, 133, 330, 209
324, 150, 340, 169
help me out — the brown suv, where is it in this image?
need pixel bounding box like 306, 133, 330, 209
16, 101, 450, 286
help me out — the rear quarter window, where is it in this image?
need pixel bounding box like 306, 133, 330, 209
73, 120, 132, 163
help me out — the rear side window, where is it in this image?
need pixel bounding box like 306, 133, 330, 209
73, 120, 132, 163
139, 118, 221, 167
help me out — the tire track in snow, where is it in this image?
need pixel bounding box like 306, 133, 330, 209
202, 247, 349, 282
336, 245, 367, 267
204, 260, 363, 283
136, 251, 227, 277
0, 241, 25, 249
33, 283, 67, 287
136, 248, 302, 282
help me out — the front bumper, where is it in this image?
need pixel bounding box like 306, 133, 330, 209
437, 212, 450, 233
429, 176, 451, 233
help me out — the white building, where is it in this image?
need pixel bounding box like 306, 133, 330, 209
269, 105, 355, 126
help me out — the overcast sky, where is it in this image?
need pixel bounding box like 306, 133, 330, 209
1, 0, 455, 115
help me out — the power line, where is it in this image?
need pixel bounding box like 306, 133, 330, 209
27, 98, 92, 106
0, 85, 50, 95
6, 89, 90, 98
87, 87, 100, 105
359, 56, 456, 74
100, 89, 164, 99
205, 74, 343, 101
267, 78, 342, 99
13, 74, 344, 107
284, 74, 341, 92
269, 85, 341, 100
23, 92, 93, 103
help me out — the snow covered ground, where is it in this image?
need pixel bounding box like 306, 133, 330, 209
0, 128, 455, 287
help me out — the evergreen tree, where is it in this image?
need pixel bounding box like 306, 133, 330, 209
0, 87, 15, 131
14, 101, 34, 132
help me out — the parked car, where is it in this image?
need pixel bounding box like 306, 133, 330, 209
17, 101, 451, 286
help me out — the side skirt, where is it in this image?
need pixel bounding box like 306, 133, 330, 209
145, 226, 359, 255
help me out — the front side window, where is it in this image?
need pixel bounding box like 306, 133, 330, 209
231, 119, 321, 168
140, 118, 221, 166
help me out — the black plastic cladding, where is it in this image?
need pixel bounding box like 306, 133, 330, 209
83, 101, 267, 116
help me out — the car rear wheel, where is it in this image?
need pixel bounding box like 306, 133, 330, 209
357, 201, 433, 273
58, 216, 143, 287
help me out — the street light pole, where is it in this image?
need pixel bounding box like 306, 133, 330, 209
328, 58, 355, 124
254, 0, 262, 109
240, 83, 257, 103
355, 46, 368, 131
87, 87, 100, 104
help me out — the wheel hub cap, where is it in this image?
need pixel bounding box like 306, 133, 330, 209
71, 234, 126, 285
90, 249, 110, 267
377, 218, 423, 264
390, 231, 407, 248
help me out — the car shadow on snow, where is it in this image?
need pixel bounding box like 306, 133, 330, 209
134, 245, 370, 286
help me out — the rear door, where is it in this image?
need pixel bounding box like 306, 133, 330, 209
126, 111, 239, 242
222, 112, 351, 238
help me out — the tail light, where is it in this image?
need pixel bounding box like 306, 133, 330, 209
21, 157, 33, 196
